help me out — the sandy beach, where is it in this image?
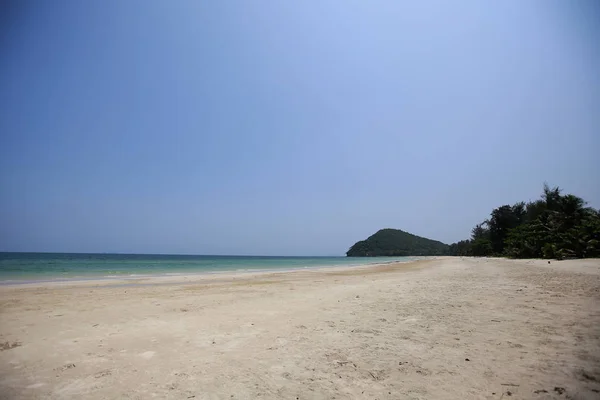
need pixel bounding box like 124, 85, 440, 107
1, 257, 599, 399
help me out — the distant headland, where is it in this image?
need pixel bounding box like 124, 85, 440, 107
346, 228, 448, 257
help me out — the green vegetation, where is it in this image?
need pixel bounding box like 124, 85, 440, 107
449, 184, 600, 259
347, 184, 599, 260
346, 228, 449, 257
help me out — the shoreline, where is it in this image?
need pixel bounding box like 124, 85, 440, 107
0, 257, 434, 289
0, 254, 422, 285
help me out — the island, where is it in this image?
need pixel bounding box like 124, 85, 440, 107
346, 228, 449, 257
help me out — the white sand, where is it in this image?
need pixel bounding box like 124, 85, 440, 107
1, 257, 599, 399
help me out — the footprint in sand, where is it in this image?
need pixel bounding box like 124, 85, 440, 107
139, 351, 155, 359
94, 369, 112, 378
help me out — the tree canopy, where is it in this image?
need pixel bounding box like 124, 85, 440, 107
346, 228, 448, 257
448, 184, 600, 259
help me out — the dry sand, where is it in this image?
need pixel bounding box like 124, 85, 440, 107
1, 257, 599, 399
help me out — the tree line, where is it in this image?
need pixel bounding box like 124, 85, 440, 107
449, 184, 600, 259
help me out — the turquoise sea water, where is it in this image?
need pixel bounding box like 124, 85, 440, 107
0, 253, 417, 283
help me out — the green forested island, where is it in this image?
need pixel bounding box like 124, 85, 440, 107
346, 228, 448, 257
347, 185, 600, 259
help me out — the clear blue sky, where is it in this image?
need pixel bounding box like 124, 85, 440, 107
1, 1, 598, 255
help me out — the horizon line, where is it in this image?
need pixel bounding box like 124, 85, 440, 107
0, 251, 349, 258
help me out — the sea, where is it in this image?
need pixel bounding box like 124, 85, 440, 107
0, 253, 417, 284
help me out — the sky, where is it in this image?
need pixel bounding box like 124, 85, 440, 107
0, 1, 599, 255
